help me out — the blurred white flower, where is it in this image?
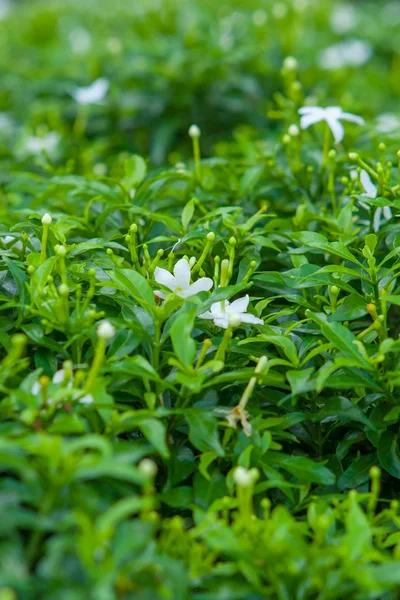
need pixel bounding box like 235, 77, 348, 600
24, 132, 60, 156
2, 235, 22, 252
330, 4, 356, 34
319, 39, 372, 70
352, 169, 392, 232
375, 113, 400, 135
71, 78, 109, 105
0, 0, 11, 20
154, 258, 212, 299
298, 106, 364, 143
68, 28, 92, 55
381, 2, 400, 27
199, 295, 263, 329
32, 369, 94, 405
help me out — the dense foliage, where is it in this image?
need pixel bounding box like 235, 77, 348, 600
2, 0, 400, 598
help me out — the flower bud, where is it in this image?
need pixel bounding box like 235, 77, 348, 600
97, 320, 115, 340
283, 56, 297, 71
139, 458, 158, 478
54, 245, 66, 256
41, 213, 52, 225
288, 124, 299, 137
188, 124, 201, 138
233, 466, 253, 487
58, 284, 69, 297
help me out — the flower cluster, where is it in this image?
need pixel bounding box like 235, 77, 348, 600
154, 257, 263, 330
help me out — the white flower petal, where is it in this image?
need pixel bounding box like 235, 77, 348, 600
373, 208, 382, 232
173, 259, 191, 288
182, 277, 213, 297
228, 295, 249, 314
240, 313, 264, 326
198, 310, 215, 320
325, 115, 345, 144
298, 106, 324, 115
154, 267, 176, 291
360, 170, 377, 198
52, 369, 66, 384
79, 394, 94, 405
299, 112, 325, 130
154, 290, 166, 299
383, 206, 393, 220
31, 381, 41, 395
71, 78, 109, 105
214, 315, 229, 329
340, 112, 365, 126
211, 301, 226, 316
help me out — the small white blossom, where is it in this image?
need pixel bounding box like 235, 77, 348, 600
154, 258, 212, 299
32, 369, 93, 405
352, 169, 392, 232
31, 369, 72, 399
375, 113, 400, 135
298, 106, 364, 144
25, 132, 60, 156
199, 295, 263, 329
71, 78, 109, 105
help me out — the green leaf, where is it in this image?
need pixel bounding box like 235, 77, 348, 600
108, 268, 156, 310
185, 409, 224, 456
313, 396, 375, 429
307, 312, 371, 369
181, 198, 195, 231
378, 431, 400, 478
338, 453, 377, 490
170, 309, 196, 368
268, 453, 336, 485
123, 155, 147, 187
138, 418, 170, 459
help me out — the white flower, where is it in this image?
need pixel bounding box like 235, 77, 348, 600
298, 106, 364, 144
375, 113, 400, 135
31, 369, 93, 405
24, 132, 60, 156
0, 0, 11, 20
199, 295, 264, 329
71, 78, 109, 105
31, 369, 72, 398
352, 169, 392, 232
154, 258, 212, 299
319, 39, 372, 71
